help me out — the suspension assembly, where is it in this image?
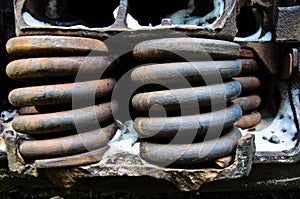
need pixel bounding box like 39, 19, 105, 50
5, 35, 264, 169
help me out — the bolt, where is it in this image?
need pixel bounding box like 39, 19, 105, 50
269, 135, 280, 144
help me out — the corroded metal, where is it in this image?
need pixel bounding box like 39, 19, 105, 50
239, 42, 280, 75
238, 59, 259, 75
6, 36, 107, 56
132, 81, 242, 111
6, 56, 114, 79
18, 106, 39, 115
0, 132, 270, 191
133, 38, 240, 60
232, 95, 261, 112
239, 49, 255, 58
19, 123, 117, 159
131, 60, 242, 84
12, 101, 118, 134
275, 6, 300, 42
236, 111, 262, 129
14, 0, 238, 40
140, 126, 242, 165
134, 104, 242, 138
9, 78, 116, 107
233, 77, 261, 92
35, 146, 110, 168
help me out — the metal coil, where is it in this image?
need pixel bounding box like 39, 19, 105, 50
7, 36, 258, 167
130, 39, 247, 166
131, 60, 243, 84
9, 78, 116, 107
234, 58, 262, 128
233, 77, 261, 92
133, 38, 240, 60
132, 81, 241, 111
19, 123, 117, 159
6, 56, 114, 79
12, 101, 118, 134
6, 35, 117, 168
6, 36, 108, 56
239, 49, 255, 58
131, 38, 261, 166
232, 95, 261, 112
134, 104, 242, 138
140, 126, 242, 165
236, 111, 262, 129
237, 59, 259, 75
35, 146, 110, 168
18, 106, 39, 115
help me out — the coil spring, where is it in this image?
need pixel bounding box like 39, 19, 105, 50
6, 36, 262, 168
234, 49, 262, 129
6, 36, 118, 168
130, 38, 260, 165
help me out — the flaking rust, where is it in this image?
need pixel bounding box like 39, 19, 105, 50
58, 134, 255, 191
2, 119, 255, 191
0, 0, 299, 192
14, 0, 238, 40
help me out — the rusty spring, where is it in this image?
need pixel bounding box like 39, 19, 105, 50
131, 38, 261, 166
234, 49, 262, 129
6, 36, 262, 168
6, 36, 118, 168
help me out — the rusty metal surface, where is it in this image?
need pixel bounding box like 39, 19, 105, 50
233, 76, 261, 92
239, 42, 280, 75
140, 127, 242, 165
78, 134, 254, 191
19, 123, 117, 159
132, 81, 242, 111
12, 101, 118, 134
133, 38, 240, 60
35, 146, 110, 168
134, 104, 242, 138
1, 0, 299, 190
14, 0, 238, 40
6, 36, 107, 56
232, 95, 261, 112
18, 106, 39, 115
9, 78, 116, 106
236, 111, 262, 129
131, 60, 242, 84
6, 56, 114, 79
3, 127, 254, 191
239, 49, 255, 58
238, 59, 259, 75
275, 6, 300, 42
